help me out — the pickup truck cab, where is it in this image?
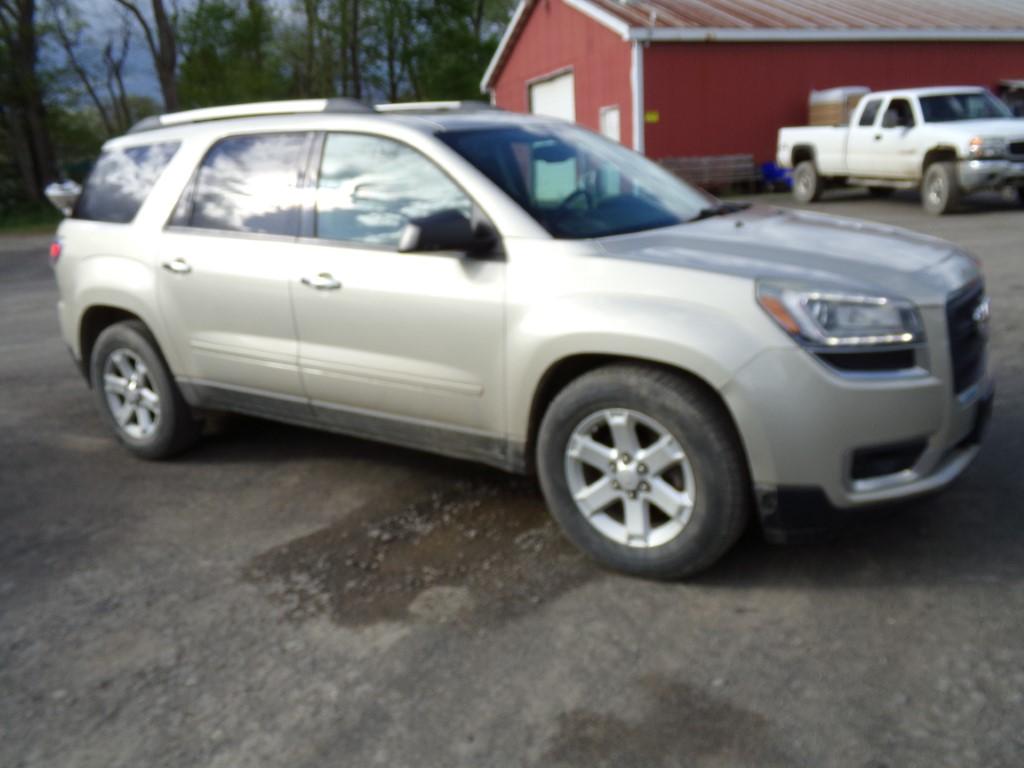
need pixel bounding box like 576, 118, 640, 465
777, 86, 1024, 214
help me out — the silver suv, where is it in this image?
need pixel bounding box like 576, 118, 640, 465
47, 99, 994, 578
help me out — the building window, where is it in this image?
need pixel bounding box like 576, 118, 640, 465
599, 106, 622, 143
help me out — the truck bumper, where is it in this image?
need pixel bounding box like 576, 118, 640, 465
958, 159, 1024, 192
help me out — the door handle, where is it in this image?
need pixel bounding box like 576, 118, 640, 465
874, 134, 883, 141
301, 273, 342, 290
161, 258, 192, 274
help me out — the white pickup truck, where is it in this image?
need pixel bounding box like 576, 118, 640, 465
777, 86, 1024, 214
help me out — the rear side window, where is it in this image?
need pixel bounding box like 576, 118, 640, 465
172, 132, 308, 236
75, 142, 180, 223
858, 99, 882, 126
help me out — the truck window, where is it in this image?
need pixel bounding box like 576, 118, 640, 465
75, 142, 180, 223
858, 100, 882, 126
882, 99, 915, 129
919, 92, 1013, 122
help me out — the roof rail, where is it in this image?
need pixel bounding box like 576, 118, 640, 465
127, 98, 372, 133
374, 100, 499, 114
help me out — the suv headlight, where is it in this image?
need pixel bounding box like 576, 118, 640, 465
756, 282, 924, 347
968, 136, 1007, 159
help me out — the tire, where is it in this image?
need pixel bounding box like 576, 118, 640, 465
536, 364, 750, 579
792, 160, 823, 203
921, 162, 961, 215
1016, 186, 1024, 207
89, 320, 201, 459
867, 186, 894, 198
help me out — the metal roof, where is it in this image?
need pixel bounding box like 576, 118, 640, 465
482, 0, 1024, 90
583, 0, 1024, 31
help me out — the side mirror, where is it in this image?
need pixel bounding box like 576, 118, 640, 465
44, 180, 82, 217
398, 208, 498, 256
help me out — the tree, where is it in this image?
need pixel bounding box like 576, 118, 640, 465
113, 0, 179, 112
177, 0, 289, 108
0, 0, 58, 201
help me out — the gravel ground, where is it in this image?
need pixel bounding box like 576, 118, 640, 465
2, 189, 1023, 767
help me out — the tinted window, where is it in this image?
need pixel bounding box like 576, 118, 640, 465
858, 99, 882, 126
315, 134, 471, 247
175, 133, 307, 236
75, 142, 179, 223
439, 124, 712, 239
920, 92, 1013, 122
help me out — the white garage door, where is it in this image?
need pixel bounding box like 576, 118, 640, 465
529, 71, 576, 122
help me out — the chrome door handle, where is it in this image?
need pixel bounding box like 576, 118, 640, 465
301, 273, 342, 290
161, 258, 192, 274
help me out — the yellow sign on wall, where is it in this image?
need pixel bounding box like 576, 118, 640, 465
644, 110, 660, 124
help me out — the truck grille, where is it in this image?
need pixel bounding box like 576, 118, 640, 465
946, 282, 987, 394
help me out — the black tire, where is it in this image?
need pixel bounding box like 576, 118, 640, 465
1016, 186, 1024, 207
536, 364, 750, 579
89, 320, 201, 459
867, 186, 894, 198
792, 160, 823, 203
921, 162, 961, 215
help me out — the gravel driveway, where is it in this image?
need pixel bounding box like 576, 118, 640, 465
2, 191, 1023, 767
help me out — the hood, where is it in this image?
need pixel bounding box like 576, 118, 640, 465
932, 118, 1024, 140
596, 206, 980, 305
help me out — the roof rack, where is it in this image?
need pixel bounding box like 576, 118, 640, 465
374, 100, 499, 114
127, 98, 372, 133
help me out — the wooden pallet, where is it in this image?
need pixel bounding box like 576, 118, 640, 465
658, 154, 761, 191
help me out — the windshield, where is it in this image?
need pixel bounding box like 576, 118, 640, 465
438, 124, 714, 239
919, 92, 1013, 122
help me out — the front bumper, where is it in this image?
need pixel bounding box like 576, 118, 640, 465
757, 383, 993, 541
721, 300, 993, 535
958, 158, 1024, 192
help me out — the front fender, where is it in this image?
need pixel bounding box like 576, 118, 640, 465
507, 292, 772, 442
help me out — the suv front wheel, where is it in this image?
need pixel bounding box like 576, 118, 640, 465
536, 365, 749, 579
90, 320, 201, 459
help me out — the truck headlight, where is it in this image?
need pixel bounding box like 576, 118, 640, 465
756, 282, 924, 347
968, 136, 1007, 159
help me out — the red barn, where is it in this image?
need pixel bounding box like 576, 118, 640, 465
481, 0, 1024, 163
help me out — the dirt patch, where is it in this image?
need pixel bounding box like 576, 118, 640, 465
539, 678, 799, 768
245, 476, 596, 627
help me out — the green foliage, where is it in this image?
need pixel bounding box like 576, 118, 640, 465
178, 0, 291, 108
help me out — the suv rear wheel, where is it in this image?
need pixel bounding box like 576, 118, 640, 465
536, 365, 749, 579
90, 320, 201, 459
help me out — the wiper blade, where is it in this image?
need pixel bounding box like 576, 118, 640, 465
690, 201, 752, 222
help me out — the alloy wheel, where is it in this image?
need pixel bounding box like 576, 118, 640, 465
564, 408, 697, 548
102, 348, 162, 440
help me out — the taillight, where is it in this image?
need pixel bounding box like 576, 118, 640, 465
49, 240, 62, 264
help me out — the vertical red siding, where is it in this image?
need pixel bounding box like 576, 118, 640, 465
642, 41, 1024, 162
491, 0, 634, 147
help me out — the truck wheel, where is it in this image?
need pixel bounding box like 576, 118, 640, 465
536, 364, 750, 579
1016, 186, 1024, 207
867, 186, 893, 198
792, 161, 823, 203
90, 320, 201, 459
922, 162, 961, 215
